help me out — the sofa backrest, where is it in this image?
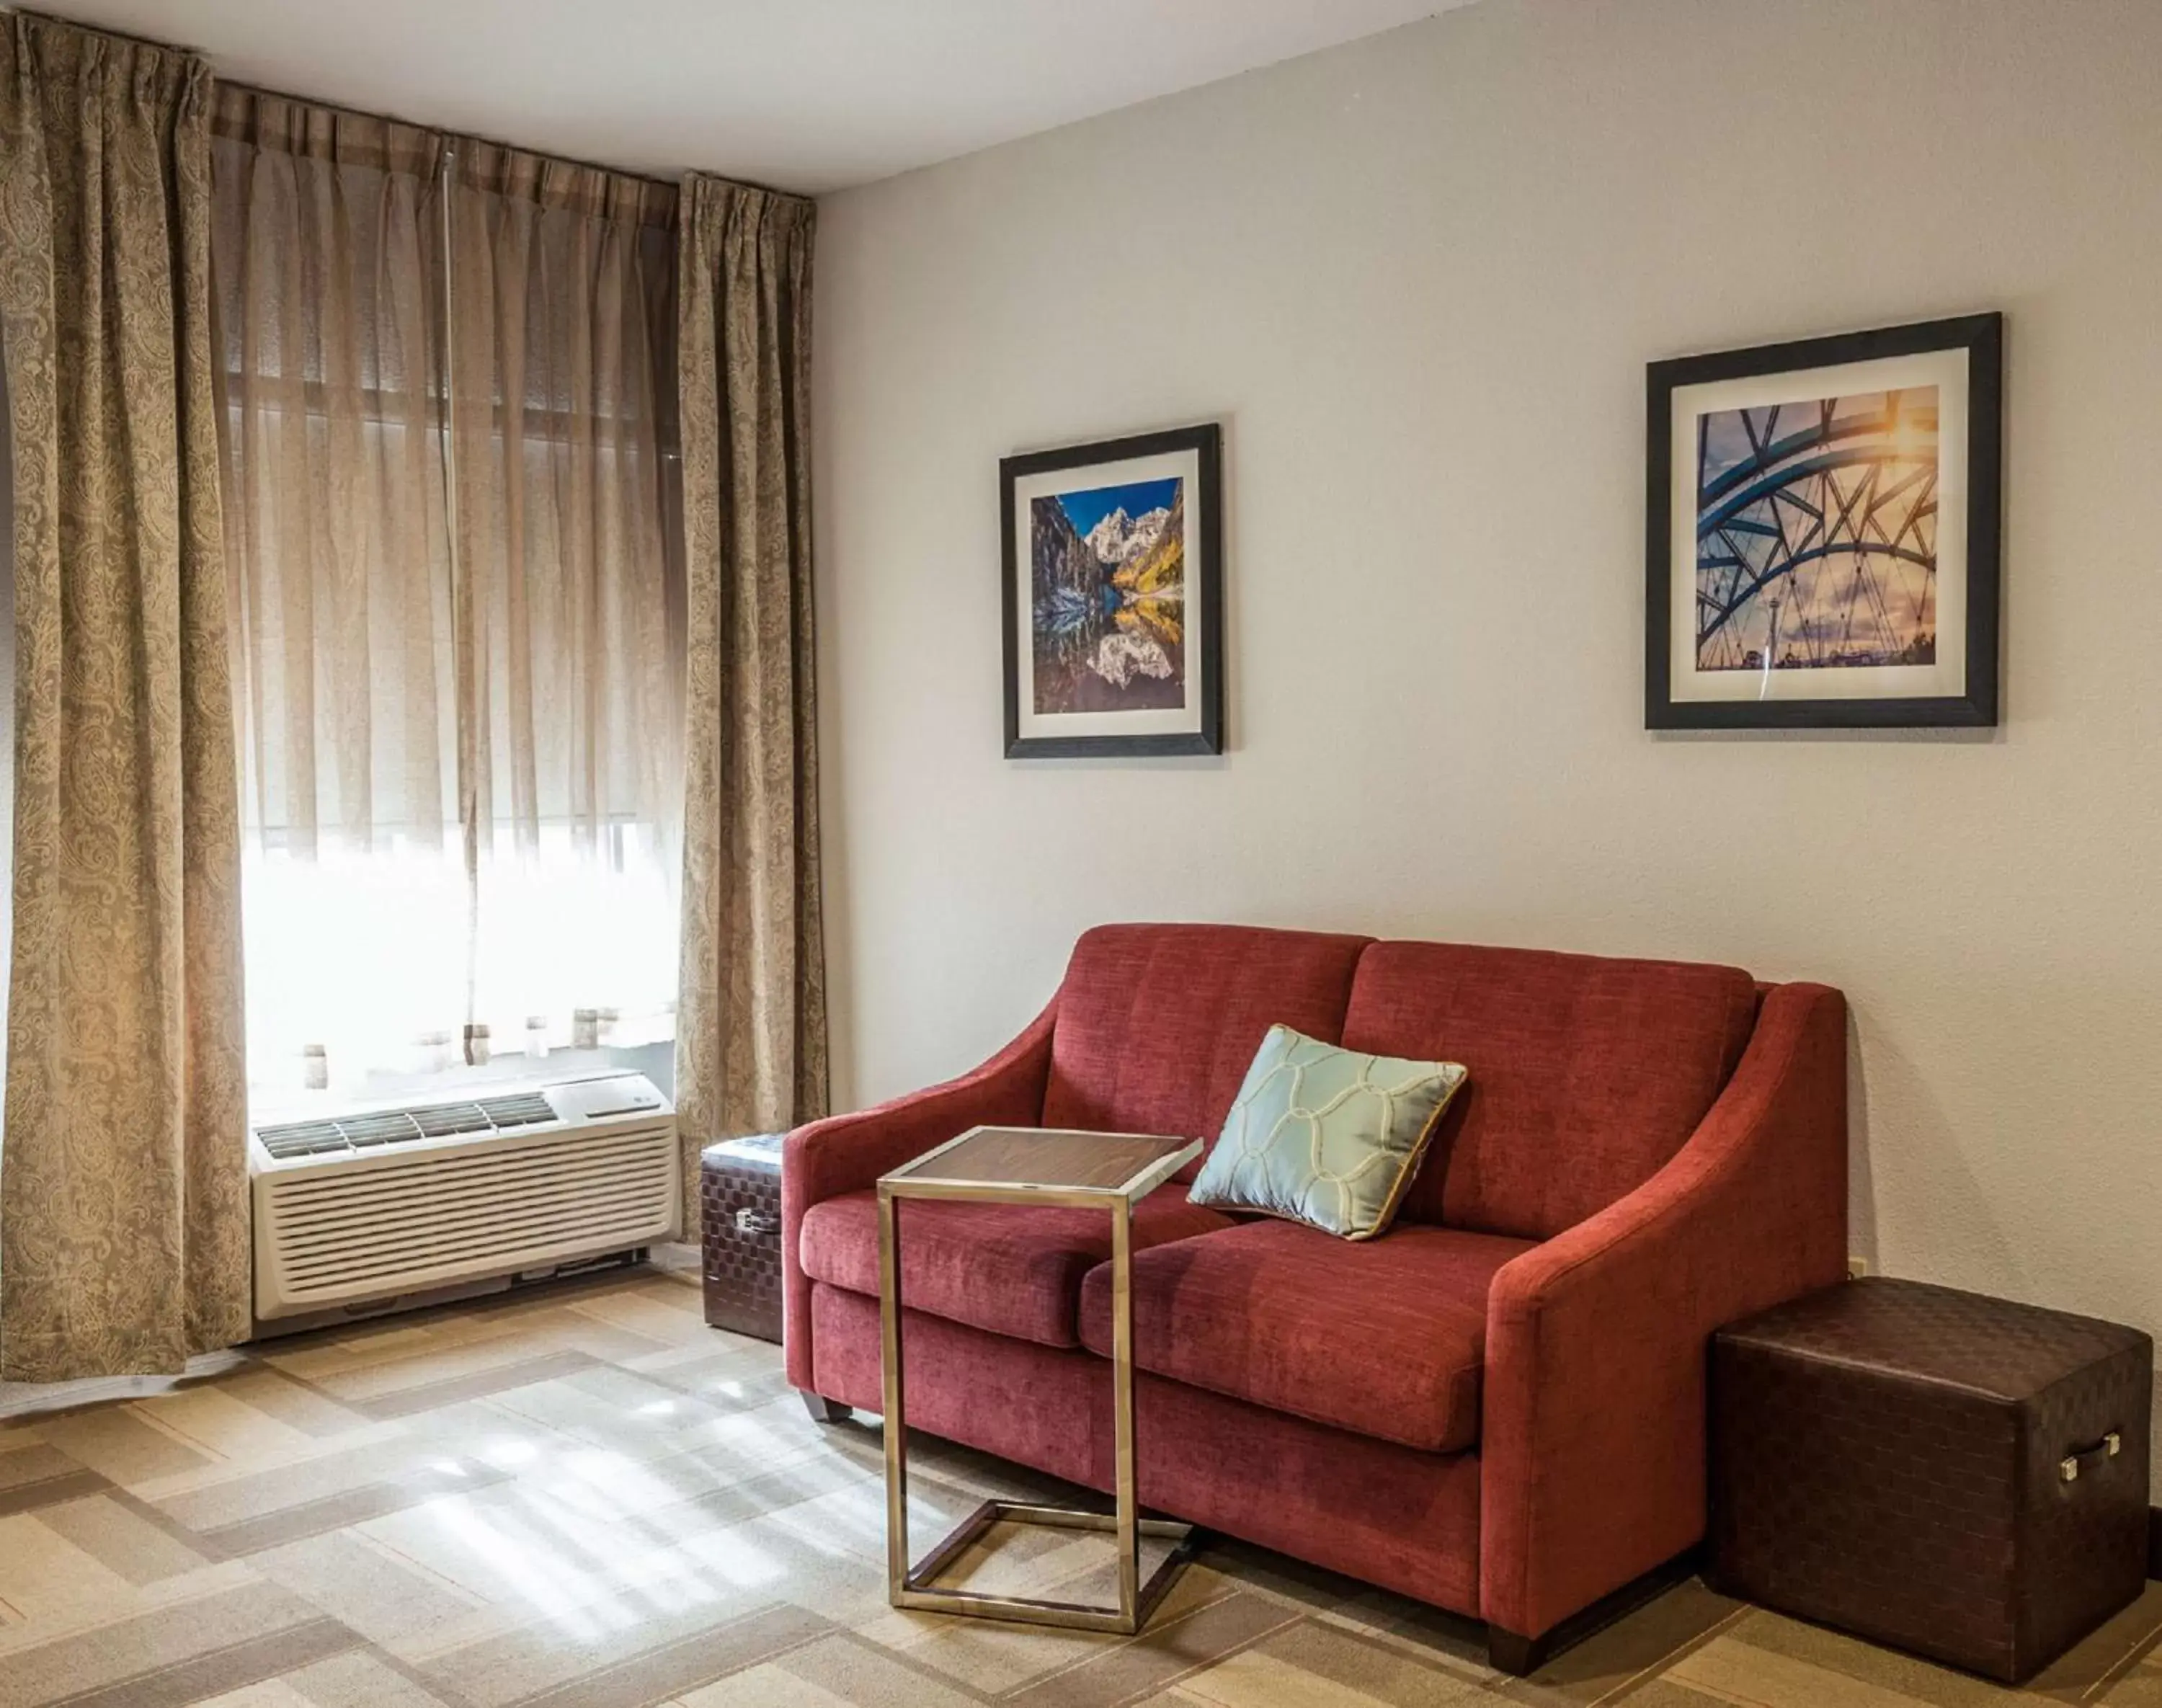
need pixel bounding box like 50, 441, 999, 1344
1341, 940, 1759, 1241
1042, 923, 1371, 1155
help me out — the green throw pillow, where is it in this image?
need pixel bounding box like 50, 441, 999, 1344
1189, 1025, 1468, 1240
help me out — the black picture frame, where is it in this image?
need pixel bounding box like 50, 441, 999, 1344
1000, 423, 1224, 758
1645, 313, 2002, 729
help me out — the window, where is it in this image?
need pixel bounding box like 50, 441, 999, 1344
213, 95, 683, 1101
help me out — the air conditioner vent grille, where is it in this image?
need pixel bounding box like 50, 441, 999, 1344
477, 1092, 555, 1129
255, 1119, 348, 1159
257, 1119, 677, 1309
257, 1090, 565, 1159
412, 1103, 491, 1139
339, 1111, 421, 1148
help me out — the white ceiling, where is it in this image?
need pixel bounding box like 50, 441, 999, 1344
28, 0, 1464, 194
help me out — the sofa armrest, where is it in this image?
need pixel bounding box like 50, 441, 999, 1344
782, 997, 1059, 1390
1479, 981, 1848, 1641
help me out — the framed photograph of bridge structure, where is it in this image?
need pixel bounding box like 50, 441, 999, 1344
1645, 313, 2001, 729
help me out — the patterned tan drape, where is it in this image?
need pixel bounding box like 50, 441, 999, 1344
0, 14, 249, 1381
673, 174, 826, 1219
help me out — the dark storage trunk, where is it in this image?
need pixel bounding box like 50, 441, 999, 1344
699, 1134, 785, 1342
1709, 1277, 2151, 1683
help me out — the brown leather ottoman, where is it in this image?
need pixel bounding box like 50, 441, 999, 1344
700, 1134, 785, 1340
1709, 1277, 2152, 1683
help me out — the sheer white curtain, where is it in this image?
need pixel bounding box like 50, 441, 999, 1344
213, 89, 683, 1098
449, 141, 683, 1075
213, 92, 458, 1091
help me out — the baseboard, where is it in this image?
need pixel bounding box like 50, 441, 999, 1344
2149, 1506, 2160, 1580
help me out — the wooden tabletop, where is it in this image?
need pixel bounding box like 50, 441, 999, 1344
882, 1126, 1201, 1200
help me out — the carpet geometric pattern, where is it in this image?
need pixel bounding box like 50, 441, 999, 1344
1, 1265, 2157, 1706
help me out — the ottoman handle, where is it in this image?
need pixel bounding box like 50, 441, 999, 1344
735, 1206, 781, 1238
2058, 1431, 2122, 1482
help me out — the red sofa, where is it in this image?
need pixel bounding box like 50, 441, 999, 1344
783, 924, 1846, 1668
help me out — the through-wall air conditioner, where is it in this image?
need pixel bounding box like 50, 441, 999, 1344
249, 1072, 679, 1331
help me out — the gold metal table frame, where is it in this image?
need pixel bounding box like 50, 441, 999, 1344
877, 1126, 1204, 1634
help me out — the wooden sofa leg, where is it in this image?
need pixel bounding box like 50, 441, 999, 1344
1486, 1626, 1546, 1676
800, 1391, 853, 1424
1486, 1547, 1701, 1677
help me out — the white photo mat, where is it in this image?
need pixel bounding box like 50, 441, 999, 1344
1010, 446, 1207, 743
1666, 345, 1970, 706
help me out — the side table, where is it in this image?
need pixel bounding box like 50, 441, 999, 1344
878, 1125, 1202, 1634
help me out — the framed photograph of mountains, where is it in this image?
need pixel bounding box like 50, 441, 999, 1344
1646, 312, 2002, 729
1001, 422, 1223, 757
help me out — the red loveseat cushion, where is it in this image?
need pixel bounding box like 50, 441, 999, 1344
1041, 924, 1371, 1167
1076, 1218, 1535, 1453
798, 1190, 1235, 1349
1342, 942, 1758, 1240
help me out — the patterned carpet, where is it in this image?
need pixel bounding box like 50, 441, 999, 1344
1, 1263, 2157, 1707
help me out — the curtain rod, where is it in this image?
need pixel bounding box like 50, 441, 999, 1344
4, 4, 814, 208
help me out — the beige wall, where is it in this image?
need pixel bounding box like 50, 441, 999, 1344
813, 0, 2162, 1464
